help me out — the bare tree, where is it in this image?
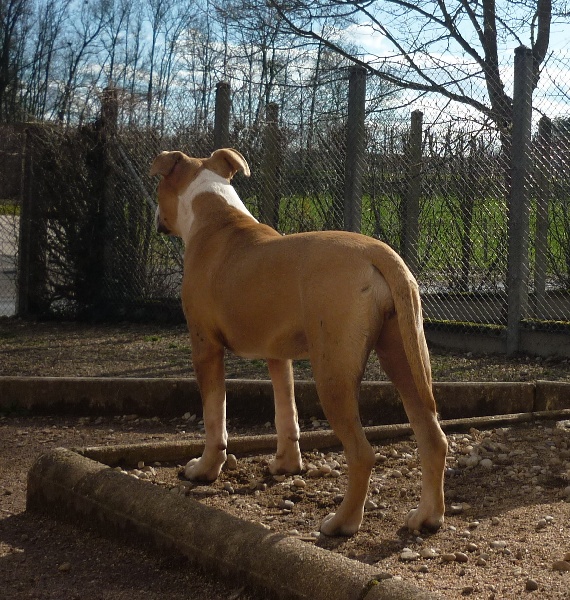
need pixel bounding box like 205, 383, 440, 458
54, 0, 108, 124
178, 7, 220, 131
216, 0, 295, 125
122, 7, 145, 126
100, 0, 134, 87
268, 0, 553, 135
22, 0, 70, 119
0, 0, 31, 121
144, 0, 198, 129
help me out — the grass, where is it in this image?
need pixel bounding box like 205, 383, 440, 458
244, 190, 570, 293
0, 201, 20, 216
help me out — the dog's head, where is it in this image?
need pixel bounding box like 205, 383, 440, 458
149, 148, 250, 239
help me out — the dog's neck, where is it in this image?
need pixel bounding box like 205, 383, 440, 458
177, 169, 257, 244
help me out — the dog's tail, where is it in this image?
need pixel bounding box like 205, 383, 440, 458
373, 243, 435, 409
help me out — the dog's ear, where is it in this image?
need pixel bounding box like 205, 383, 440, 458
209, 148, 251, 180
150, 151, 184, 177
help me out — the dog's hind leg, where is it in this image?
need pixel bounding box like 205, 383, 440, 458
311, 357, 375, 536
267, 359, 303, 475
375, 315, 447, 532
184, 344, 228, 482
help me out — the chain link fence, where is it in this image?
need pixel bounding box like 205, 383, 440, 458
0, 126, 23, 317
1, 49, 569, 355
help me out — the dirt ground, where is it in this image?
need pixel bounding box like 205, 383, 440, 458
1, 318, 570, 599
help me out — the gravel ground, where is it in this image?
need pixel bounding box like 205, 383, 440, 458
1, 318, 570, 599
143, 419, 570, 599
0, 415, 260, 600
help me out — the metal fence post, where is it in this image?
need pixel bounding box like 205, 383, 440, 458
403, 110, 423, 274
507, 46, 533, 356
533, 116, 551, 320
17, 125, 46, 317
100, 87, 120, 309
260, 103, 281, 228
344, 66, 366, 233
214, 82, 231, 150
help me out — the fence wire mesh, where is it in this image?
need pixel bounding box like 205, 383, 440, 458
0, 126, 23, 317
1, 47, 570, 353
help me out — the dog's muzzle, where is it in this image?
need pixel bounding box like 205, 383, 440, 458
155, 207, 171, 235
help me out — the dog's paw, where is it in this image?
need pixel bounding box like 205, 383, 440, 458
184, 457, 224, 482
405, 507, 444, 533
319, 512, 362, 537
268, 454, 303, 476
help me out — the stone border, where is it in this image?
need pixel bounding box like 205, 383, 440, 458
3, 378, 570, 421
27, 447, 437, 600
76, 408, 570, 467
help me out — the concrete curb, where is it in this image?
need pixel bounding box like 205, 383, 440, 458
3, 377, 570, 421
27, 448, 438, 600
76, 409, 570, 468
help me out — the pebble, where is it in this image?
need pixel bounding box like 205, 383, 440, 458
400, 549, 420, 561
58, 562, 71, 572
226, 454, 238, 470
419, 547, 439, 559
552, 560, 570, 572
292, 478, 306, 488
279, 499, 295, 511
454, 552, 469, 563
525, 579, 539, 591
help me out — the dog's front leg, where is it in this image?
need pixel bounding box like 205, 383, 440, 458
184, 344, 228, 482
267, 359, 303, 475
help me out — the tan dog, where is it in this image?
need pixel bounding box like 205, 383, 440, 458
150, 148, 447, 536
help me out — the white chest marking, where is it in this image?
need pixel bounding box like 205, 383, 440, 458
177, 170, 257, 244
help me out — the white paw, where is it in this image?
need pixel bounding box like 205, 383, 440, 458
319, 512, 361, 537
184, 456, 224, 482
268, 454, 303, 475
406, 507, 444, 532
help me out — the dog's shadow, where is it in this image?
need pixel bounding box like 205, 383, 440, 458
315, 524, 427, 564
